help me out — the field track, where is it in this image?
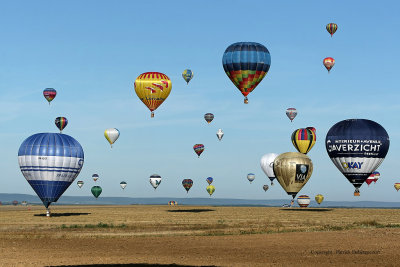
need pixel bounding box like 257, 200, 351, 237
1, 205, 400, 266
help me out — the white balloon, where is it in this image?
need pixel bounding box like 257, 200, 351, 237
149, 174, 162, 189
260, 153, 279, 185
216, 129, 224, 141
104, 128, 120, 148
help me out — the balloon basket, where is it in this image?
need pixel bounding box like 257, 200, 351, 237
244, 98, 249, 104
46, 209, 51, 217
354, 192, 360, 196
151, 112, 154, 118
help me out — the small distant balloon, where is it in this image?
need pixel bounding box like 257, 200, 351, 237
43, 88, 57, 105
182, 179, 193, 193
315, 194, 324, 205
182, 69, 194, 84
323, 57, 335, 73
260, 153, 279, 185
263, 185, 269, 192
326, 23, 338, 37
91, 186, 102, 198
168, 201, 178, 206
55, 117, 68, 133
92, 174, 99, 182
297, 195, 310, 208
204, 113, 214, 124
394, 183, 400, 192
120, 181, 127, 190
77, 181, 84, 188
372, 171, 380, 183
206, 177, 213, 185
150, 174, 162, 190
104, 128, 120, 148
291, 128, 316, 154
193, 144, 204, 158
286, 108, 297, 122
216, 129, 224, 141
247, 173, 255, 183
206, 185, 215, 196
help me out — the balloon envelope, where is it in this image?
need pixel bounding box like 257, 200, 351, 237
204, 113, 214, 124
222, 42, 271, 103
297, 195, 310, 208
273, 152, 313, 199
206, 177, 213, 185
91, 186, 102, 198
120, 181, 127, 190
43, 88, 57, 104
18, 133, 84, 208
291, 128, 316, 154
134, 72, 172, 117
149, 174, 162, 189
193, 144, 204, 157
247, 173, 255, 183
206, 185, 215, 196
260, 153, 279, 185
55, 117, 68, 133
323, 57, 335, 72
326, 119, 390, 196
326, 23, 338, 36
394, 183, 400, 192
315, 194, 324, 204
104, 128, 120, 148
182, 69, 194, 84
92, 174, 99, 182
77, 181, 84, 188
286, 108, 297, 122
182, 179, 193, 193
216, 129, 224, 141
263, 185, 269, 192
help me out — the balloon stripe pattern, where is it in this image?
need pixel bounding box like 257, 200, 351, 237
18, 133, 84, 208
55, 117, 68, 133
193, 144, 204, 157
222, 42, 271, 99
286, 108, 297, 122
325, 119, 390, 193
326, 23, 338, 37
182, 69, 194, 84
134, 72, 172, 117
297, 195, 310, 207
43, 88, 57, 104
323, 57, 335, 72
182, 179, 193, 193
291, 128, 316, 154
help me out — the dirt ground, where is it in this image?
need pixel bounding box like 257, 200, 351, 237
1, 205, 399, 266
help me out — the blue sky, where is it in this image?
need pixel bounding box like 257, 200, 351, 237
1, 1, 400, 202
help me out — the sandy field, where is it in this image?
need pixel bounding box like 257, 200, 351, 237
1, 205, 400, 266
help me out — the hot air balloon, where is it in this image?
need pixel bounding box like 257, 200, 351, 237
206, 185, 215, 196
43, 88, 57, 105
297, 195, 310, 208
291, 128, 316, 154
120, 181, 127, 190
315, 194, 324, 205
247, 173, 255, 183
204, 113, 214, 124
168, 201, 178, 206
263, 185, 269, 192
260, 153, 279, 185
182, 69, 194, 84
273, 152, 313, 199
365, 174, 375, 186
55, 117, 68, 133
182, 179, 193, 193
193, 144, 204, 158
286, 108, 297, 122
372, 171, 380, 183
18, 133, 84, 216
206, 177, 213, 185
222, 42, 271, 104
77, 181, 84, 188
149, 174, 162, 190
394, 183, 400, 192
323, 57, 335, 73
92, 174, 99, 182
326, 23, 338, 37
134, 72, 172, 118
326, 119, 390, 196
104, 128, 120, 148
216, 129, 224, 141
91, 186, 102, 198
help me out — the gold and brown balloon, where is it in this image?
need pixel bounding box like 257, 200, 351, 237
273, 152, 313, 199
134, 72, 172, 118
315, 194, 324, 205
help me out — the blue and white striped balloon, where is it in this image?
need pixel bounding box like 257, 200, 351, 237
18, 133, 84, 209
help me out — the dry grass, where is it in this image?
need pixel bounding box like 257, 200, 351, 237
1, 205, 400, 239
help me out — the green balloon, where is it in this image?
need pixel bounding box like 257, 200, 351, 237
91, 186, 102, 198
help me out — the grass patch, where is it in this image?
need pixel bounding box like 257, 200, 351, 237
60, 222, 127, 229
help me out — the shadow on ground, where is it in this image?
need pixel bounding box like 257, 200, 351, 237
167, 209, 215, 213
49, 264, 218, 267
34, 212, 91, 217
280, 208, 333, 212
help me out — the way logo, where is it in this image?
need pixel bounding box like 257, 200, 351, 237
341, 162, 363, 169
